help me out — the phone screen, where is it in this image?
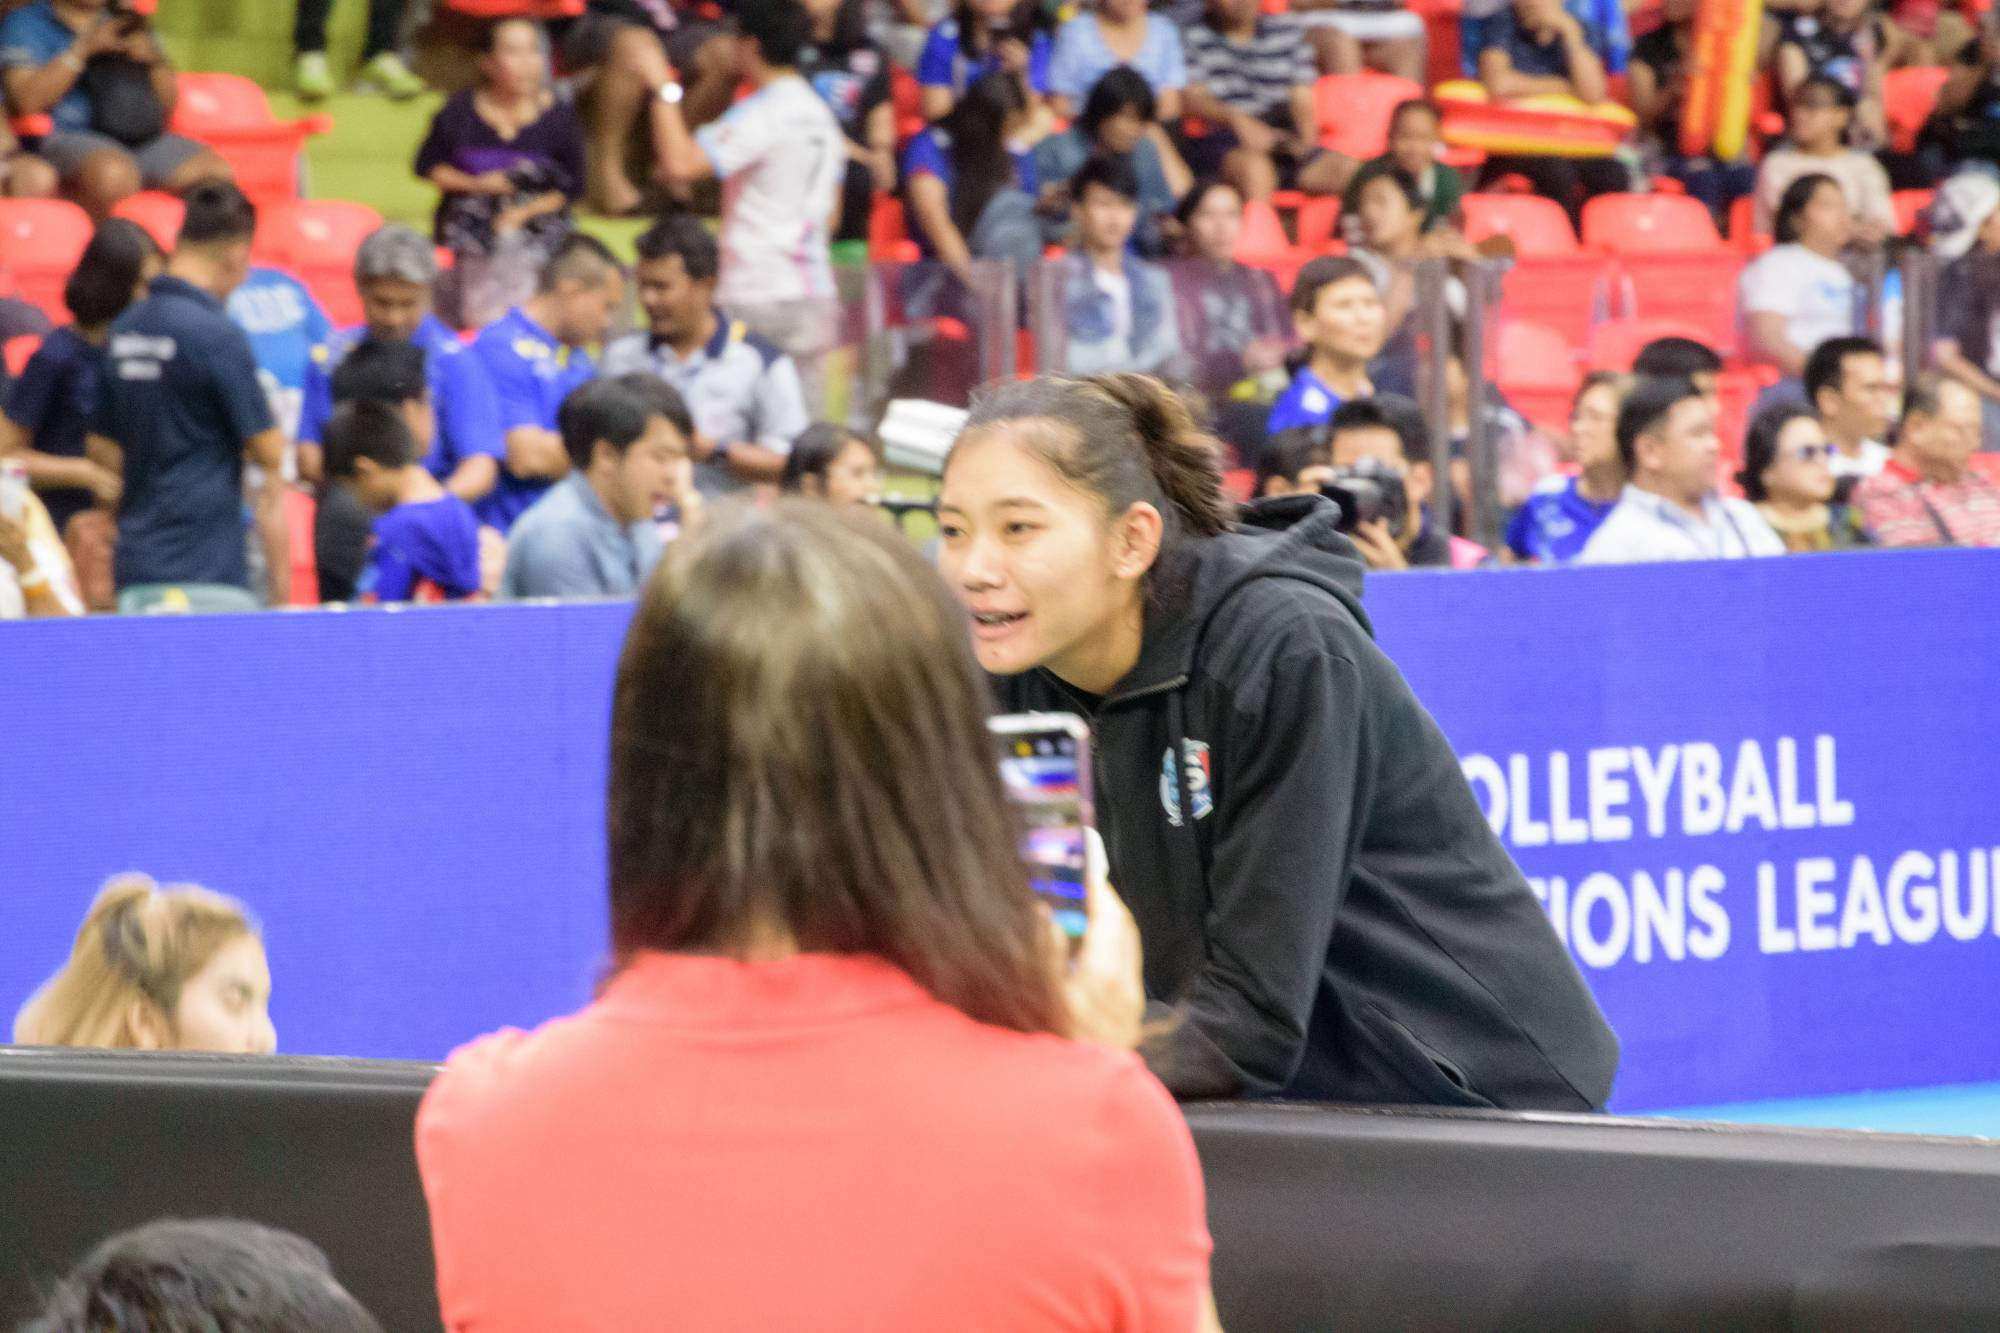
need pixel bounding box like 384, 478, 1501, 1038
992, 715, 1091, 941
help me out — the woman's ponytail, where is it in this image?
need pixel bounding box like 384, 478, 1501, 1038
951, 373, 1237, 545
1084, 373, 1235, 537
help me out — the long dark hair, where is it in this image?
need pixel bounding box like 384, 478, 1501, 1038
955, 0, 1039, 60
938, 71, 1026, 237
607, 501, 1065, 1037
1774, 172, 1840, 246
950, 373, 1235, 551
780, 422, 877, 492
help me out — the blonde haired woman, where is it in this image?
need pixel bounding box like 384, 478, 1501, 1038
14, 875, 277, 1055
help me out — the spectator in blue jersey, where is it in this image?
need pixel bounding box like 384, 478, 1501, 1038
603, 215, 809, 495
900, 73, 1042, 281
1470, 0, 1629, 219
1460, 0, 1628, 80
321, 397, 482, 604
1506, 370, 1628, 564
86, 180, 290, 601
1058, 155, 1185, 379
1268, 256, 1388, 435
1, 218, 156, 545
316, 336, 439, 602
1034, 68, 1191, 258
226, 266, 333, 457
471, 233, 624, 533
297, 226, 503, 508
1046, 0, 1186, 122
916, 0, 1051, 122
500, 374, 696, 600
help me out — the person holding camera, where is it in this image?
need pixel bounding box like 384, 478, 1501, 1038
0, 0, 231, 217
1327, 393, 1491, 570
938, 372, 1619, 1110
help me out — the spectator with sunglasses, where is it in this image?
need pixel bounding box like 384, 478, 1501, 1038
1736, 402, 1870, 551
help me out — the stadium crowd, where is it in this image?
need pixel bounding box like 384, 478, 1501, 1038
2, 0, 2000, 615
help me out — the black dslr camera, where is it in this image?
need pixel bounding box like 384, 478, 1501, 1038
1320, 456, 1409, 541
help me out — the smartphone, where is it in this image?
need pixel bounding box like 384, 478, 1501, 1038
990, 712, 1093, 941
0, 459, 27, 522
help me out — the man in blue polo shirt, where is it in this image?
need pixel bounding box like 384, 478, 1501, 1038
1267, 255, 1387, 436
297, 225, 504, 509
87, 180, 288, 599
601, 214, 808, 496
470, 234, 625, 533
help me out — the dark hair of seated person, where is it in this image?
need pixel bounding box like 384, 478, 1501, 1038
1071, 151, 1140, 205
323, 398, 418, 479
1631, 336, 1722, 380
607, 500, 1066, 1035
1615, 374, 1703, 472
734, 0, 815, 69
557, 376, 664, 470
177, 179, 258, 248
1077, 66, 1155, 141
781, 421, 877, 491
634, 211, 720, 281
21, 1217, 384, 1333
330, 336, 428, 407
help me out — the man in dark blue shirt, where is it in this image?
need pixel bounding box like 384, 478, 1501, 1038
88, 180, 288, 598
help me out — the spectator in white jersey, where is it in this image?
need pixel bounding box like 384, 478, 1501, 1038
1579, 376, 1786, 563
602, 214, 810, 494
650, 0, 846, 376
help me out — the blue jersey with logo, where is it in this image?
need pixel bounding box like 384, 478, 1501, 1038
471, 306, 595, 533
1265, 367, 1350, 436
298, 313, 504, 493
227, 267, 333, 447
362, 493, 483, 603
1505, 475, 1619, 565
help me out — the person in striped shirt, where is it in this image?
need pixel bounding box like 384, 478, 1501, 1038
1181, 0, 1354, 203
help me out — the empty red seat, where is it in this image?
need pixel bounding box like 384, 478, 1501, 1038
1494, 318, 1583, 434
254, 200, 384, 328
868, 196, 918, 263
1892, 188, 1934, 237
3, 333, 40, 377
1313, 72, 1424, 160
0, 199, 92, 322
1234, 197, 1293, 262
1614, 250, 1745, 354
1883, 66, 1948, 154
1296, 196, 1342, 252
1581, 192, 1723, 254
111, 191, 185, 251
170, 73, 332, 211
1496, 253, 1612, 353
1461, 193, 1578, 257
1588, 317, 1714, 371
1726, 194, 1771, 253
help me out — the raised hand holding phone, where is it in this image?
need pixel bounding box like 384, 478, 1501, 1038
1059, 829, 1147, 1051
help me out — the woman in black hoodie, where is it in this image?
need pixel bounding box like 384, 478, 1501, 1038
936, 372, 1620, 1110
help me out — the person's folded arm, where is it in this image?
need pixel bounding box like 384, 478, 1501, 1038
504, 427, 569, 478
1478, 46, 1575, 100
907, 171, 975, 280
1745, 310, 1806, 377
654, 95, 717, 188
1142, 619, 1373, 1099
445, 454, 499, 503
1558, 19, 1608, 103
736, 355, 810, 484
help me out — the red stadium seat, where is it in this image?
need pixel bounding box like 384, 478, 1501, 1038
1713, 367, 1766, 470
1313, 72, 1424, 160
284, 488, 320, 606
1883, 66, 1948, 154
1494, 318, 1583, 434
0, 199, 92, 322
1296, 196, 1342, 252
867, 195, 918, 263
1581, 192, 1723, 254
111, 191, 185, 250
1235, 197, 1294, 261
890, 66, 925, 146
170, 73, 332, 211
1496, 253, 1612, 352
1462, 193, 1578, 256
3, 333, 40, 377
1726, 194, 1771, 253
255, 200, 384, 327
441, 0, 583, 14
1588, 317, 1714, 371
1613, 249, 1745, 354
1892, 188, 1935, 237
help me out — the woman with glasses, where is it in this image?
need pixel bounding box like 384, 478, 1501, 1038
1736, 401, 1870, 552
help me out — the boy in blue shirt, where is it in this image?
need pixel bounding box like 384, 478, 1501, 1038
1267, 256, 1387, 436
321, 397, 482, 604
470, 234, 626, 533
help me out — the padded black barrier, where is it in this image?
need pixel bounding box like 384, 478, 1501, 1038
6, 1048, 2000, 1332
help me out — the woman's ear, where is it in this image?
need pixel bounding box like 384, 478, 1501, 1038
1113, 502, 1164, 581
125, 997, 169, 1051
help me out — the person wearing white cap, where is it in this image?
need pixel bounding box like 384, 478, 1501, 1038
1929, 170, 2000, 442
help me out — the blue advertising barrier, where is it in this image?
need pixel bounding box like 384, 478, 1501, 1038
5, 549, 1998, 1111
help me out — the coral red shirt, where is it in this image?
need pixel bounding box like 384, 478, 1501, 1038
416, 952, 1212, 1333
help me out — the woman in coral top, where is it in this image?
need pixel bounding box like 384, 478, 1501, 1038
416, 501, 1217, 1333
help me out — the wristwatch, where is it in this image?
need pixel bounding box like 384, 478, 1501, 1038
656, 80, 684, 106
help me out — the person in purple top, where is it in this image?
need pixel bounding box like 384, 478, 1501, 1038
415, 19, 585, 277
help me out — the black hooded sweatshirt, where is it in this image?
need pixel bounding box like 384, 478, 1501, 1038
994, 495, 1620, 1109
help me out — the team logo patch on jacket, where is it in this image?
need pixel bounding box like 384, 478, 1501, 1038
1160, 739, 1213, 826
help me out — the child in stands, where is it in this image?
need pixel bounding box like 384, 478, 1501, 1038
322, 398, 482, 604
